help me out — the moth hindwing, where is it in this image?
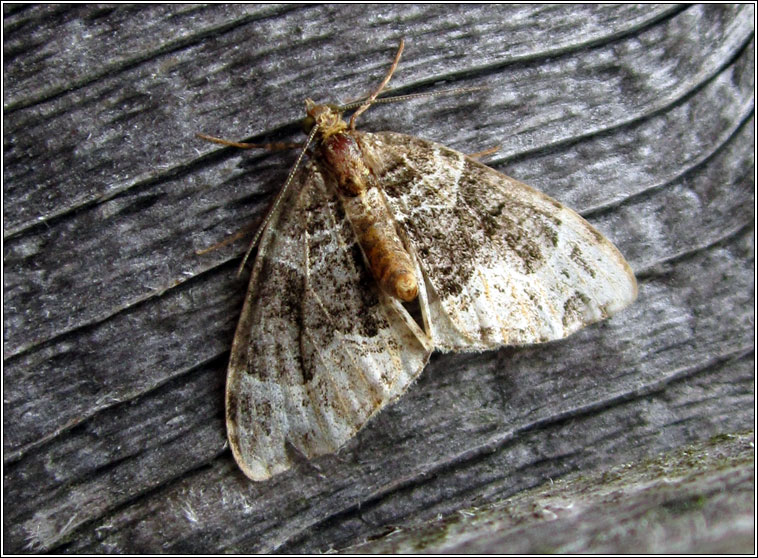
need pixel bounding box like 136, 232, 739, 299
204, 41, 637, 481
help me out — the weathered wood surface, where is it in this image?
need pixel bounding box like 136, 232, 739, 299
3, 4, 754, 554
342, 431, 755, 554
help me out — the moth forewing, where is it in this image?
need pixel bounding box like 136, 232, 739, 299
224, 156, 435, 481
209, 41, 636, 481
357, 131, 637, 351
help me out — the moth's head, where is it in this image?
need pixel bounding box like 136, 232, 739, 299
303, 99, 347, 139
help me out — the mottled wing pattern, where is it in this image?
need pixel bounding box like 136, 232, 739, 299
226, 161, 432, 481
359, 132, 638, 352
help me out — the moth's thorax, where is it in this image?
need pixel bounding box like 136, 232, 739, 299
319, 133, 377, 196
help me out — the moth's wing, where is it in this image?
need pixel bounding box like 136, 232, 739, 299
226, 161, 432, 481
359, 132, 637, 352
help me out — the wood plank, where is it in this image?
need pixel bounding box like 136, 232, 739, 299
3, 4, 754, 553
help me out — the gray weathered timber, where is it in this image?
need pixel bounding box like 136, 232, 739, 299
341, 432, 755, 554
3, 4, 754, 554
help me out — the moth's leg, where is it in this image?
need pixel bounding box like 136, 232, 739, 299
195, 222, 259, 256
194, 134, 303, 258
467, 145, 500, 161
196, 133, 303, 151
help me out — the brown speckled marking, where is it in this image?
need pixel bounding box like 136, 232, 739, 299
562, 291, 592, 328
570, 244, 597, 278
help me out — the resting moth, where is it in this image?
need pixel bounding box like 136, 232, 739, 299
199, 40, 637, 481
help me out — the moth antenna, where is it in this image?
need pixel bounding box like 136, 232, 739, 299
236, 124, 320, 277
339, 85, 490, 112
348, 39, 405, 130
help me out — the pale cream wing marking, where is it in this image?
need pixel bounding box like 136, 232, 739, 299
226, 161, 432, 481
359, 132, 637, 352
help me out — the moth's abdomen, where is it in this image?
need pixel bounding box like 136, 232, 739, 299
321, 132, 418, 302
353, 202, 418, 302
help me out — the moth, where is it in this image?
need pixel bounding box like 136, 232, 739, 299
199, 40, 637, 481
